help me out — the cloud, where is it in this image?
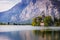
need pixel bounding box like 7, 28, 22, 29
0, 0, 22, 12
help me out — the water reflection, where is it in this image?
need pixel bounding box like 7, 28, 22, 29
33, 30, 60, 40
0, 31, 60, 40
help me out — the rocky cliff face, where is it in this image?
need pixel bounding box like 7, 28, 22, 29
0, 0, 59, 23
19, 0, 59, 21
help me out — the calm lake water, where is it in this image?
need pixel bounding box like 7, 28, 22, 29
0, 25, 60, 40
0, 31, 34, 40
0, 31, 60, 40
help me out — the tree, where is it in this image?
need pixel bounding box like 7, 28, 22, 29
32, 18, 36, 26
44, 16, 53, 26
32, 16, 42, 26
54, 18, 60, 26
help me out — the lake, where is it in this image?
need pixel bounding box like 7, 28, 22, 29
0, 31, 60, 40
0, 25, 60, 40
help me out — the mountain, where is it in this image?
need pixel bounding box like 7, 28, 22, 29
19, 0, 59, 21
0, 0, 59, 23
0, 0, 31, 23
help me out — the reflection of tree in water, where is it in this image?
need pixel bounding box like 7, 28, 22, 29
33, 30, 60, 40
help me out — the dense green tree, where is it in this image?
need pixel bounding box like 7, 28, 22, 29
54, 18, 60, 26
32, 16, 42, 26
43, 16, 53, 26
32, 16, 60, 26
32, 18, 36, 26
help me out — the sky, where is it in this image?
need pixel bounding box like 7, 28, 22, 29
0, 0, 22, 12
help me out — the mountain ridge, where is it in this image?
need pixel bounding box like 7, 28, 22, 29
0, 0, 31, 23
20, 0, 59, 21
0, 0, 59, 23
